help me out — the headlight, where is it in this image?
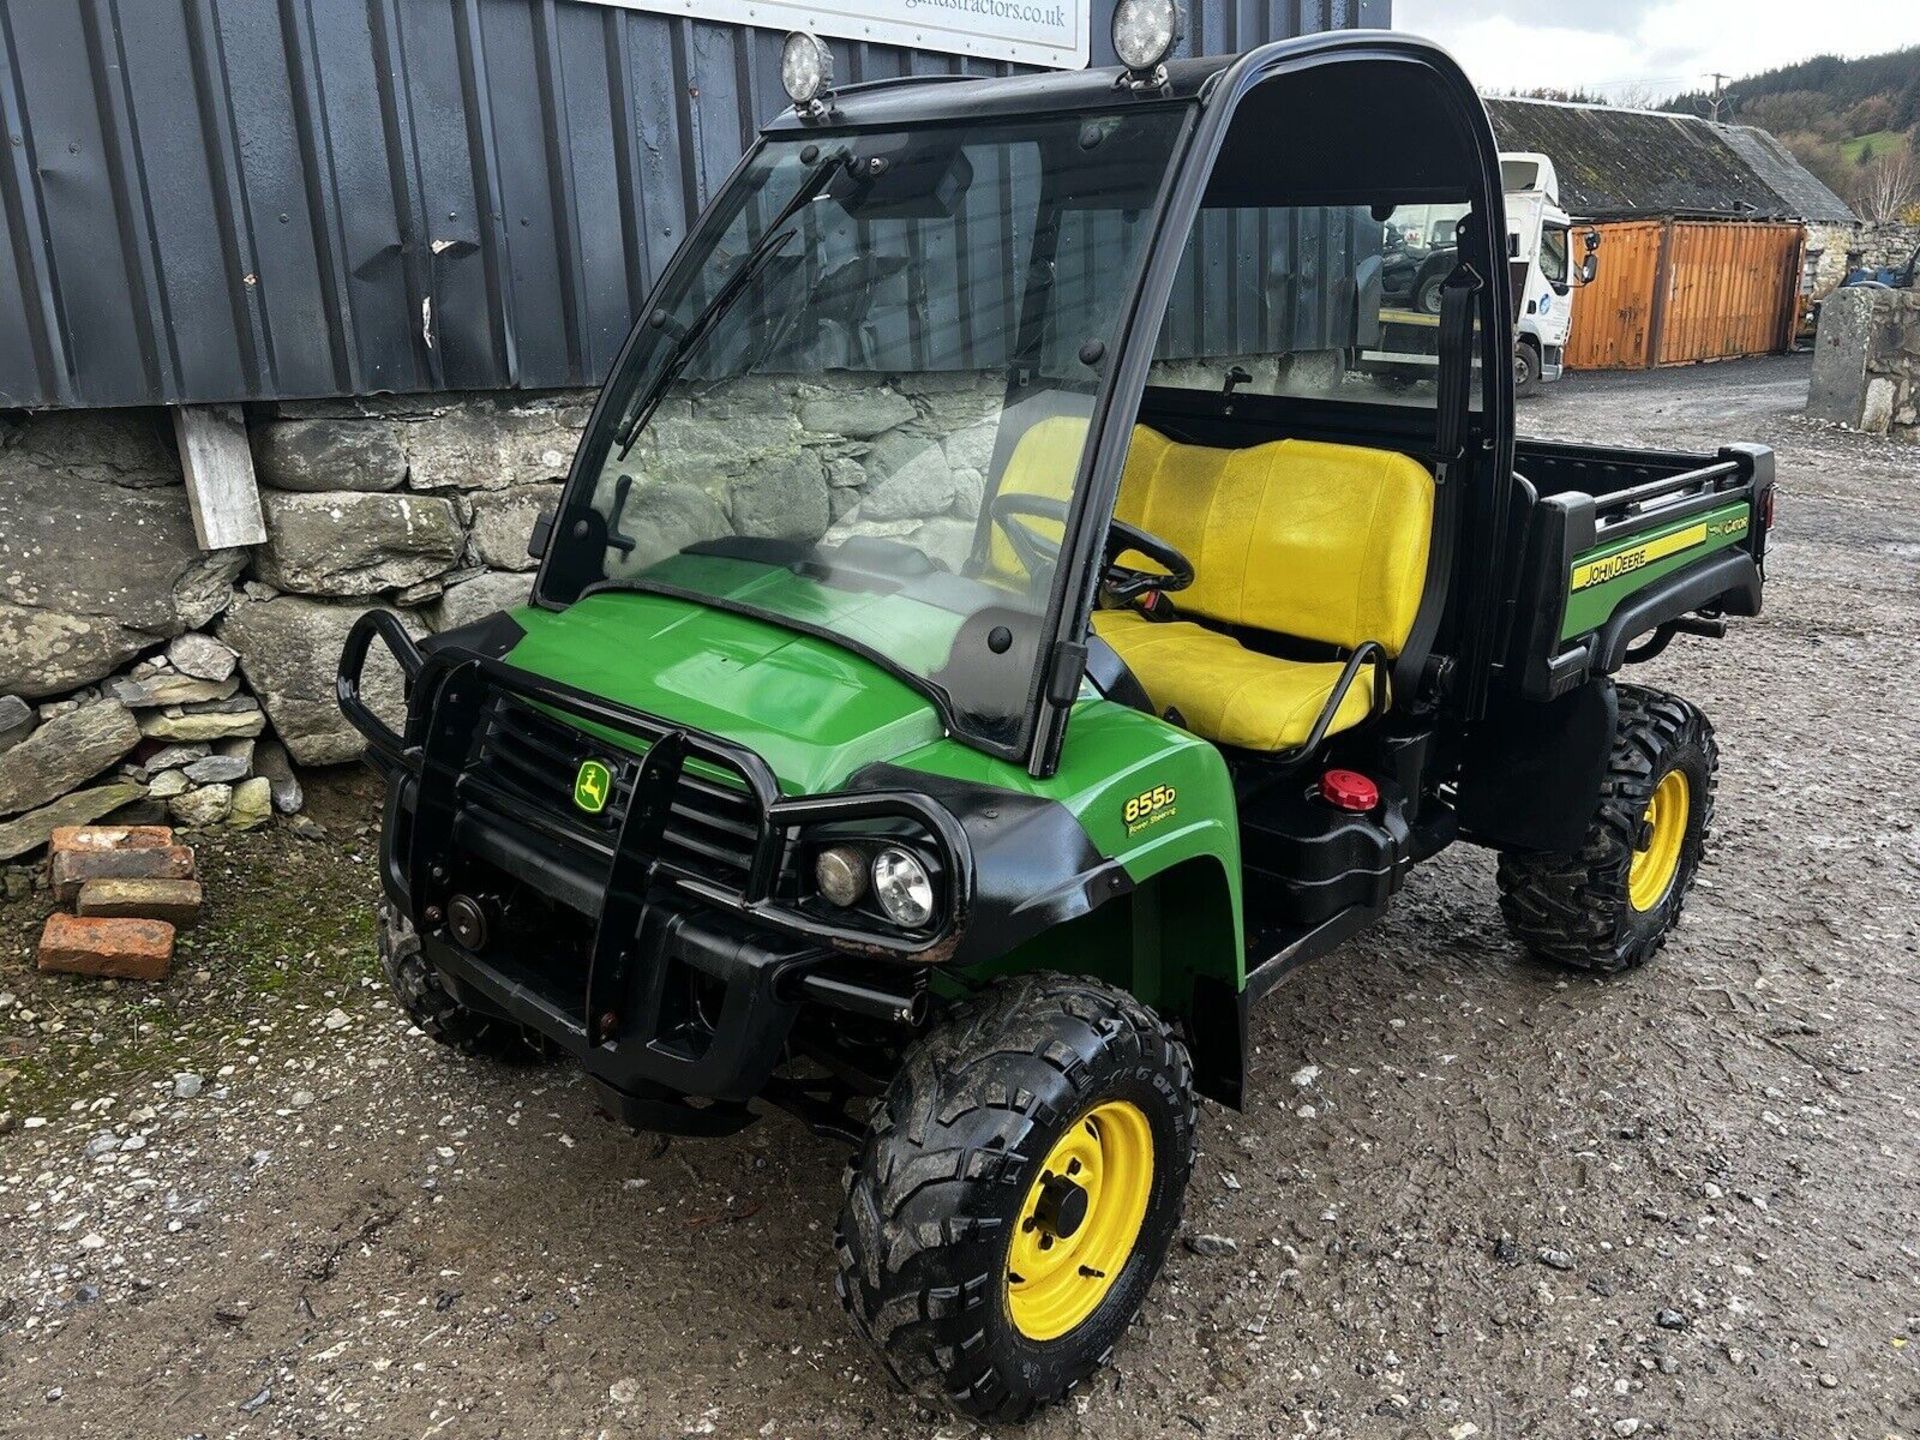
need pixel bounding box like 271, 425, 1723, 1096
1111, 0, 1182, 74
814, 845, 868, 908
781, 31, 833, 109
871, 847, 935, 929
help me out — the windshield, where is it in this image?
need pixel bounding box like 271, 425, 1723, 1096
1540, 223, 1570, 286
540, 111, 1186, 754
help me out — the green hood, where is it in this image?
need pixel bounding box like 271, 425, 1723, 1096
499, 586, 947, 794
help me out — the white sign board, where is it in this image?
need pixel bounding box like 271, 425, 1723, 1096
588, 1, 1093, 71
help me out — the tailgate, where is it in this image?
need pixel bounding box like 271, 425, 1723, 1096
1505, 442, 1772, 699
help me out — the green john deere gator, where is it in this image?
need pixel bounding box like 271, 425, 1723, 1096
338, 16, 1773, 1421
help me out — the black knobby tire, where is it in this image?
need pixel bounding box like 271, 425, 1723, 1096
1415, 273, 1446, 315
834, 973, 1196, 1423
378, 900, 548, 1061
1514, 341, 1543, 398
1496, 685, 1718, 974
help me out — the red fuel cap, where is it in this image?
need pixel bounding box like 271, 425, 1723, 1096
1320, 769, 1380, 813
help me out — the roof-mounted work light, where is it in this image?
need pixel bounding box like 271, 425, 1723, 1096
781, 31, 835, 117
1112, 0, 1183, 89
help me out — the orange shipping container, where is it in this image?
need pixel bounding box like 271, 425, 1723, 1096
1563, 221, 1664, 370
1566, 219, 1804, 370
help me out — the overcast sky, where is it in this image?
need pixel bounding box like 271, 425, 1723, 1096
1395, 0, 1920, 103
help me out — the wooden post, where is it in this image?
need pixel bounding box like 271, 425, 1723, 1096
171, 404, 266, 550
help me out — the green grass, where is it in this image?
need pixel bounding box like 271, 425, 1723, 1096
1842, 130, 1909, 164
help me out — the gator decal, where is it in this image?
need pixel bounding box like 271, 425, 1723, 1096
1572, 522, 1708, 591
1562, 501, 1752, 640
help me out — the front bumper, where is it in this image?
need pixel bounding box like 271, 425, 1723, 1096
340, 612, 968, 1130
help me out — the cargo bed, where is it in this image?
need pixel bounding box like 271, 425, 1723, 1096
1502, 438, 1775, 701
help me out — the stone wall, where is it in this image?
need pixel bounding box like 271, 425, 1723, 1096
1805, 222, 1861, 294
0, 369, 1035, 857
1804, 223, 1920, 298
1855, 222, 1920, 275
1807, 286, 1920, 441
0, 391, 595, 859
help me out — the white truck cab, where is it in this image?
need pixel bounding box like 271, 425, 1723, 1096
1501, 153, 1597, 395
1361, 152, 1598, 398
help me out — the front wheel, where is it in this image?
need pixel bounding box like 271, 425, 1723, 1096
1496, 685, 1718, 974
379, 900, 550, 1061
834, 974, 1195, 1423
1514, 341, 1543, 398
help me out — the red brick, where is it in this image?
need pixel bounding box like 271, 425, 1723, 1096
75, 877, 205, 927
37, 913, 175, 982
50, 824, 176, 855
50, 845, 195, 903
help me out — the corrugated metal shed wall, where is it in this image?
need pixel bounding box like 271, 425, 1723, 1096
0, 0, 1387, 411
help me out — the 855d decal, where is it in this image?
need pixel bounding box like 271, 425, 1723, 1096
1124, 783, 1178, 836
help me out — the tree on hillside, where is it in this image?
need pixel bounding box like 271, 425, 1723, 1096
1500, 86, 1609, 105
1718, 47, 1920, 111
1668, 46, 1920, 135
1607, 83, 1663, 112
1852, 145, 1918, 223
1782, 133, 1855, 198
1740, 90, 1843, 141
1844, 94, 1895, 136
1897, 69, 1920, 130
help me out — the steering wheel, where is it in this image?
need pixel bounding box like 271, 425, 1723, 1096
988, 493, 1195, 603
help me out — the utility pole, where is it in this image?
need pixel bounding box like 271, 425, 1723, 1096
1704, 72, 1733, 123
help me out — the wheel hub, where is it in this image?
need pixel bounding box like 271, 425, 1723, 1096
1034, 1173, 1090, 1239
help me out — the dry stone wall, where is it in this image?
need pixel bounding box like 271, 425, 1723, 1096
0, 392, 590, 861
1857, 222, 1920, 275
1, 368, 1024, 863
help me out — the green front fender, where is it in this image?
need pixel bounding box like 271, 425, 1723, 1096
893, 696, 1243, 1011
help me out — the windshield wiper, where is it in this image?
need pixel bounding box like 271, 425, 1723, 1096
614, 157, 841, 460
613, 230, 796, 460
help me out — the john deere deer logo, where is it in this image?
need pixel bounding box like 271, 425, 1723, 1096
573, 759, 613, 814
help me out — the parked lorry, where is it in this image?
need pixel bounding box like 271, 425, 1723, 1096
339, 16, 1773, 1422
1363, 151, 1599, 396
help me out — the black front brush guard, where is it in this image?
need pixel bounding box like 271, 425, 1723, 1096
336, 609, 974, 972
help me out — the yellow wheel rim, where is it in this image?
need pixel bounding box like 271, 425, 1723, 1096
1628, 769, 1691, 912
1005, 1100, 1154, 1342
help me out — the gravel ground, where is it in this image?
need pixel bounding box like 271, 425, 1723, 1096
3, 355, 1917, 1440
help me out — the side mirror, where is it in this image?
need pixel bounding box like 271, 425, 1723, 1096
528, 504, 557, 561
1584, 229, 1601, 253
1579, 253, 1599, 286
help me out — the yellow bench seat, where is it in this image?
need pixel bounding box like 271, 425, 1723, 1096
992, 418, 1435, 753
1091, 609, 1379, 752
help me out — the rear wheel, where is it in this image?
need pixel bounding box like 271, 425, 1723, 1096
835, 973, 1195, 1422
1496, 685, 1717, 974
